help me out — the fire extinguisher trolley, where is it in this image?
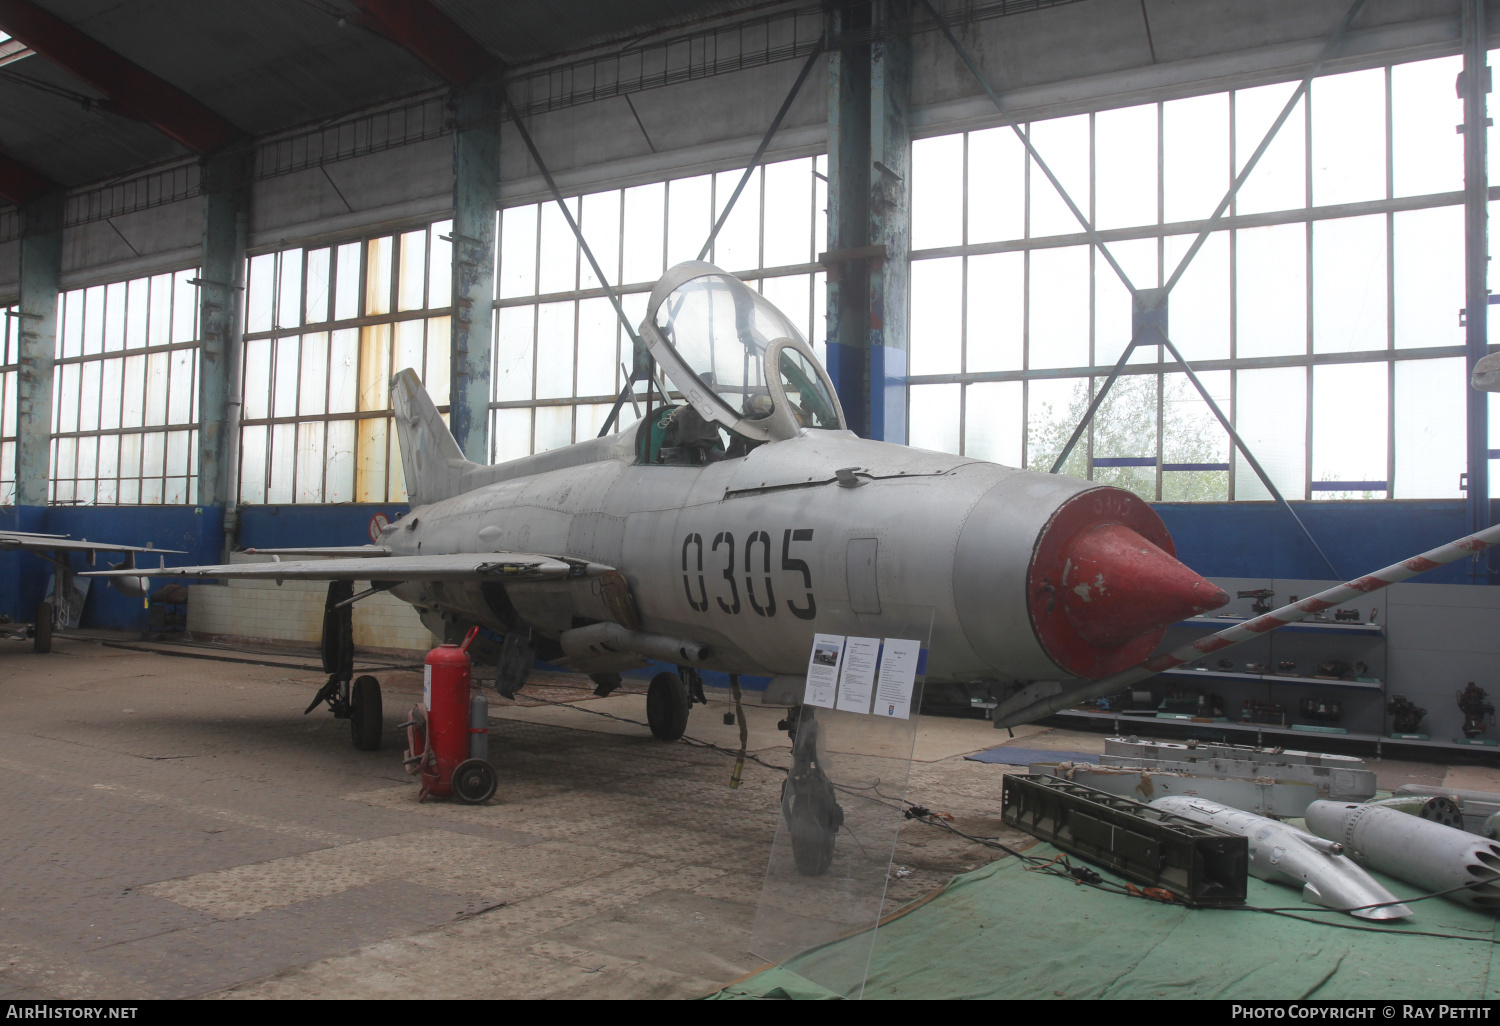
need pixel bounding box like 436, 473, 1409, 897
403, 627, 497, 803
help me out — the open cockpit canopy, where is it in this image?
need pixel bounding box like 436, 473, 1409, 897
642, 262, 845, 442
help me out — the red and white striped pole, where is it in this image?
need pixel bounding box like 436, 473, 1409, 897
995, 522, 1500, 728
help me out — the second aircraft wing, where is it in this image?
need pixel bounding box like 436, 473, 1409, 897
80, 552, 612, 583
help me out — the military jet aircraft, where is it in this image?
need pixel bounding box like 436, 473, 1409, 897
2, 529, 178, 651
87, 261, 1229, 864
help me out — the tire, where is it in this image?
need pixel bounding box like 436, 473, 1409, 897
452, 758, 497, 804
785, 788, 842, 877
646, 671, 690, 741
33, 601, 52, 654
350, 675, 382, 751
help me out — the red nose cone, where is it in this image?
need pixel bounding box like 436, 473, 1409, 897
1028, 488, 1228, 678
1060, 523, 1229, 647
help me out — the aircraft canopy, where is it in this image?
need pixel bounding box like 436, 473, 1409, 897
644, 262, 844, 441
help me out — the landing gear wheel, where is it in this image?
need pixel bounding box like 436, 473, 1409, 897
452, 758, 497, 804
349, 675, 383, 751
785, 786, 843, 876
32, 601, 52, 654
646, 671, 690, 741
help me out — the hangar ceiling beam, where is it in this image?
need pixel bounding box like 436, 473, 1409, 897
826, 0, 910, 443
349, 0, 499, 461
0, 0, 240, 154
347, 0, 495, 88
0, 151, 55, 204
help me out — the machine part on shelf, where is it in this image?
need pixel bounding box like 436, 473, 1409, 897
1238, 589, 1275, 615
1217, 659, 1234, 670
1298, 697, 1342, 723
1150, 796, 1412, 920
1305, 800, 1500, 911
1100, 736, 1376, 801
1369, 795, 1466, 831
1458, 682, 1495, 740
999, 773, 1248, 907
1394, 785, 1500, 836
1277, 660, 1298, 675
1240, 700, 1286, 726
992, 521, 1500, 729
1245, 663, 1267, 673
1316, 661, 1351, 678
1129, 690, 1154, 711
1041, 761, 1321, 818
1387, 694, 1428, 735
1334, 609, 1363, 622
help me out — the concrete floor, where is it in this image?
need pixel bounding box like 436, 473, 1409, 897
2, 634, 1496, 1000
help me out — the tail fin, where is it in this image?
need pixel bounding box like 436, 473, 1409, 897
391, 368, 478, 506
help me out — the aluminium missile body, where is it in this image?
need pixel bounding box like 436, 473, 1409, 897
1150, 796, 1412, 919
1102, 737, 1376, 802
1304, 800, 1500, 911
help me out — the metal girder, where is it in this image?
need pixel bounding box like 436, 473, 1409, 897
15, 189, 60, 508
0, 149, 54, 204
1462, 0, 1490, 573
349, 0, 495, 87
0, 0, 240, 154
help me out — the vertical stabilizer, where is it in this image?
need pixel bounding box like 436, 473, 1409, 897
391, 368, 478, 506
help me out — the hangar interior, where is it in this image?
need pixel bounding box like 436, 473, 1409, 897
5, 0, 1500, 1002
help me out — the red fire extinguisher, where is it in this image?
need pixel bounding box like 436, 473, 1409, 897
403, 626, 497, 803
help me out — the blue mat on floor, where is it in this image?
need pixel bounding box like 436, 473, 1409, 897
965, 745, 1099, 766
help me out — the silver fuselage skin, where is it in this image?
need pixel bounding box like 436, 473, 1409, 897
382, 421, 1098, 684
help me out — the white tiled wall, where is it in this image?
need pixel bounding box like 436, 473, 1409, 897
186, 553, 438, 655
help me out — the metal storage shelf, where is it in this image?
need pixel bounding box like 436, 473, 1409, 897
1047, 708, 1500, 758
1160, 668, 1382, 690
1177, 616, 1384, 637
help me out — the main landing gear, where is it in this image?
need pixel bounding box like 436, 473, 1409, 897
306, 581, 383, 750
644, 666, 707, 742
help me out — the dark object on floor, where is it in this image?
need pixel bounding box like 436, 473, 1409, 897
148, 584, 188, 633
1388, 694, 1427, 734
1000, 773, 1248, 907
723, 711, 736, 725
1458, 682, 1495, 740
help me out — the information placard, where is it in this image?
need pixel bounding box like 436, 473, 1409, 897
835, 636, 880, 714
803, 634, 844, 708
873, 638, 921, 719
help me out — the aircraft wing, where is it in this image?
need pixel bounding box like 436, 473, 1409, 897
81, 552, 612, 583
0, 533, 184, 556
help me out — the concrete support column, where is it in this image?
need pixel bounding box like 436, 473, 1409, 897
866, 0, 911, 444
1462, 0, 1490, 573
15, 190, 61, 514
448, 80, 499, 464
196, 151, 251, 523
825, 0, 911, 442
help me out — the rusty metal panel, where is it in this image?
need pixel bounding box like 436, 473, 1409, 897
1000, 772, 1248, 907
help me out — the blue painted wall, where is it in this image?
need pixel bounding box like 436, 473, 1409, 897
3, 497, 1491, 631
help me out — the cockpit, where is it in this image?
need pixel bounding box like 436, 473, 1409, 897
636, 262, 845, 465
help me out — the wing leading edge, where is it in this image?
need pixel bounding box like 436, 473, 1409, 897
0, 533, 185, 556
81, 552, 613, 583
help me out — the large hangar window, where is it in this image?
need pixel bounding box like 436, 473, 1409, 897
49, 271, 201, 505
237, 220, 453, 504
908, 53, 1481, 503
492, 156, 827, 460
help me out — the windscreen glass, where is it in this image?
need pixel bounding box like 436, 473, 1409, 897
654, 273, 803, 421
778, 348, 840, 429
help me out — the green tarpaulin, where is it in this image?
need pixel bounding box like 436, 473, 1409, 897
709, 843, 1500, 1000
